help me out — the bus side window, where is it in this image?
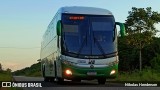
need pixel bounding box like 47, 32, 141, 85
57, 36, 59, 48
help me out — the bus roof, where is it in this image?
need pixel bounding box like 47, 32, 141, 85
59, 6, 113, 15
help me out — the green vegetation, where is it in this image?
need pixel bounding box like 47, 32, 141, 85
117, 7, 160, 81
118, 36, 160, 81
0, 63, 2, 71
13, 62, 41, 77
0, 70, 12, 81
0, 69, 20, 90
118, 37, 160, 71
116, 68, 160, 81
125, 7, 160, 71
150, 53, 160, 72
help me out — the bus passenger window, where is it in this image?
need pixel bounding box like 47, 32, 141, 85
57, 36, 59, 48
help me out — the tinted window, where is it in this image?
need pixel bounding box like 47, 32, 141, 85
63, 25, 78, 32
92, 22, 113, 31
61, 14, 116, 58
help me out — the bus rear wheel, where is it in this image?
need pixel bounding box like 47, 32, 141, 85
98, 78, 106, 84
43, 68, 49, 82
44, 77, 50, 82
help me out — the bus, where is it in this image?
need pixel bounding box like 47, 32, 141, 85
40, 6, 125, 84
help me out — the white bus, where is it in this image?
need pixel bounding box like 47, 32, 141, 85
40, 6, 125, 84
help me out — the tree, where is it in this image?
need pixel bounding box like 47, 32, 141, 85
6, 68, 12, 73
125, 7, 160, 71
118, 37, 160, 71
0, 63, 2, 71
150, 53, 160, 72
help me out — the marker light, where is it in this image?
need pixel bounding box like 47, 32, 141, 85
65, 69, 72, 75
110, 70, 116, 75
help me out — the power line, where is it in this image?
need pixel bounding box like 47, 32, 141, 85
0, 47, 40, 49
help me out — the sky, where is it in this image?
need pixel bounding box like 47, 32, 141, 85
0, 0, 160, 71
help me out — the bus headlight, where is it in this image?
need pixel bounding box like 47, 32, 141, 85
65, 69, 72, 75
110, 70, 116, 75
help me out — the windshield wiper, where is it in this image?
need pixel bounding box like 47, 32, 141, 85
76, 33, 87, 57
93, 32, 106, 58
62, 32, 69, 52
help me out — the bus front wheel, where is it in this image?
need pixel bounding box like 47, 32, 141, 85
98, 78, 106, 84
72, 79, 81, 82
57, 78, 64, 84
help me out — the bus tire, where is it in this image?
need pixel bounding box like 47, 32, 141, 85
98, 78, 106, 84
50, 77, 55, 82
57, 78, 64, 84
42, 66, 45, 77
72, 79, 81, 82
43, 67, 50, 82
54, 61, 57, 78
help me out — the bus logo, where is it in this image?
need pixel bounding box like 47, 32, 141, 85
88, 59, 95, 64
90, 65, 94, 69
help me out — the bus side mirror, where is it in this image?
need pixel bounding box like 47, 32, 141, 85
56, 20, 62, 36
116, 22, 126, 37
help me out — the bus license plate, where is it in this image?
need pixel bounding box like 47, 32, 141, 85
87, 72, 97, 75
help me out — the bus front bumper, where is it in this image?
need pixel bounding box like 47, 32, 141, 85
61, 63, 118, 80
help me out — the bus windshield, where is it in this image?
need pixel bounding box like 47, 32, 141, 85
61, 14, 116, 58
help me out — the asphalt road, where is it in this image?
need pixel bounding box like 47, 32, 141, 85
13, 76, 160, 90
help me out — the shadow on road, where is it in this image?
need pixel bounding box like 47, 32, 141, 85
44, 80, 120, 87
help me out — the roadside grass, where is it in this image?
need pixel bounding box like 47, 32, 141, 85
116, 68, 160, 81
26, 71, 41, 77
0, 71, 23, 90
0, 71, 12, 81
